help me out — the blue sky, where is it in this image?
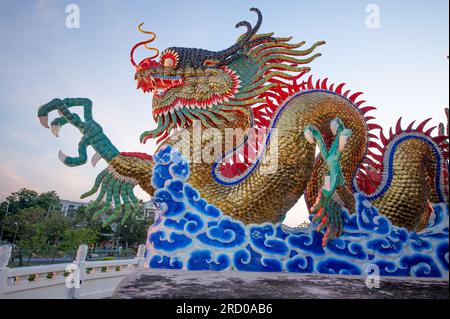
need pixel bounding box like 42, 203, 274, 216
0, 0, 448, 224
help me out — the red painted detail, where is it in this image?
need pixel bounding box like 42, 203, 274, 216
416, 118, 432, 132
355, 100, 366, 107
395, 117, 403, 134
380, 130, 389, 145
368, 141, 384, 153
367, 123, 382, 131
360, 106, 377, 114
349, 92, 363, 102
406, 121, 416, 132
424, 126, 437, 136
335, 83, 346, 94
120, 152, 153, 161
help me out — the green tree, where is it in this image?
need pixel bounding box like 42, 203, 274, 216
35, 191, 60, 212
116, 201, 149, 252
1, 189, 60, 244
61, 228, 99, 252
3, 207, 47, 266
1, 188, 60, 216
4, 188, 39, 214
34, 211, 70, 261
3, 207, 46, 241
2, 188, 150, 265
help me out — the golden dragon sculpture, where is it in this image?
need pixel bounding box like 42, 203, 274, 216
38, 8, 449, 244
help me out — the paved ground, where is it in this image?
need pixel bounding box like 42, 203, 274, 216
113, 269, 449, 299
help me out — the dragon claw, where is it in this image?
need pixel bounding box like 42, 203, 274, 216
330, 119, 339, 135
58, 150, 68, 163
51, 125, 60, 137
39, 116, 50, 128
338, 135, 348, 152
91, 151, 102, 167
338, 128, 352, 152
304, 127, 315, 144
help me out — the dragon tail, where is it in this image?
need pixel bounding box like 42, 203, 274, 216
354, 116, 449, 231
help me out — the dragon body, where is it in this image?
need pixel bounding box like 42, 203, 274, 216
38, 8, 448, 239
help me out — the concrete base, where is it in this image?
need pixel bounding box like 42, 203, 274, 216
112, 269, 449, 299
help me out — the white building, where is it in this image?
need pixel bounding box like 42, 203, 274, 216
59, 199, 157, 220
59, 199, 88, 215
142, 200, 157, 221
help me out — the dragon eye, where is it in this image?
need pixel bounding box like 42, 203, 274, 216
164, 58, 175, 68
160, 49, 179, 68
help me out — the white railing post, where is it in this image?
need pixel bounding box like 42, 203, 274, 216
0, 245, 12, 298
135, 245, 146, 269
72, 244, 88, 299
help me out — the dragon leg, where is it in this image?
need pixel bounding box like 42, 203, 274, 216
47, 98, 93, 136
304, 118, 352, 246
39, 97, 156, 225
38, 98, 85, 129
62, 98, 93, 120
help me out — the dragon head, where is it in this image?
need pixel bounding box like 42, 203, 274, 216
132, 8, 325, 143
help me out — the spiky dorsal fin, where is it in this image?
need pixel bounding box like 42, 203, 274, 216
354, 116, 449, 195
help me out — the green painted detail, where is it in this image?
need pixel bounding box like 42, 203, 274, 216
140, 114, 167, 142
38, 97, 141, 226
84, 168, 140, 226
38, 98, 119, 164
234, 83, 278, 100
228, 55, 260, 88
304, 117, 352, 247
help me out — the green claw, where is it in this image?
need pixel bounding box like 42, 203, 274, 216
38, 98, 63, 117
39, 97, 141, 226
126, 184, 139, 207
306, 117, 352, 246
120, 191, 133, 225
103, 185, 122, 226
50, 117, 68, 137
38, 97, 119, 168
62, 98, 93, 121
60, 137, 89, 167
92, 178, 116, 220
81, 169, 108, 199
87, 174, 111, 211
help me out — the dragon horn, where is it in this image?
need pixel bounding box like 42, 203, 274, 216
130, 23, 159, 68
213, 8, 263, 60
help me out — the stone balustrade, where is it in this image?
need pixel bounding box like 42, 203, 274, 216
0, 243, 146, 299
